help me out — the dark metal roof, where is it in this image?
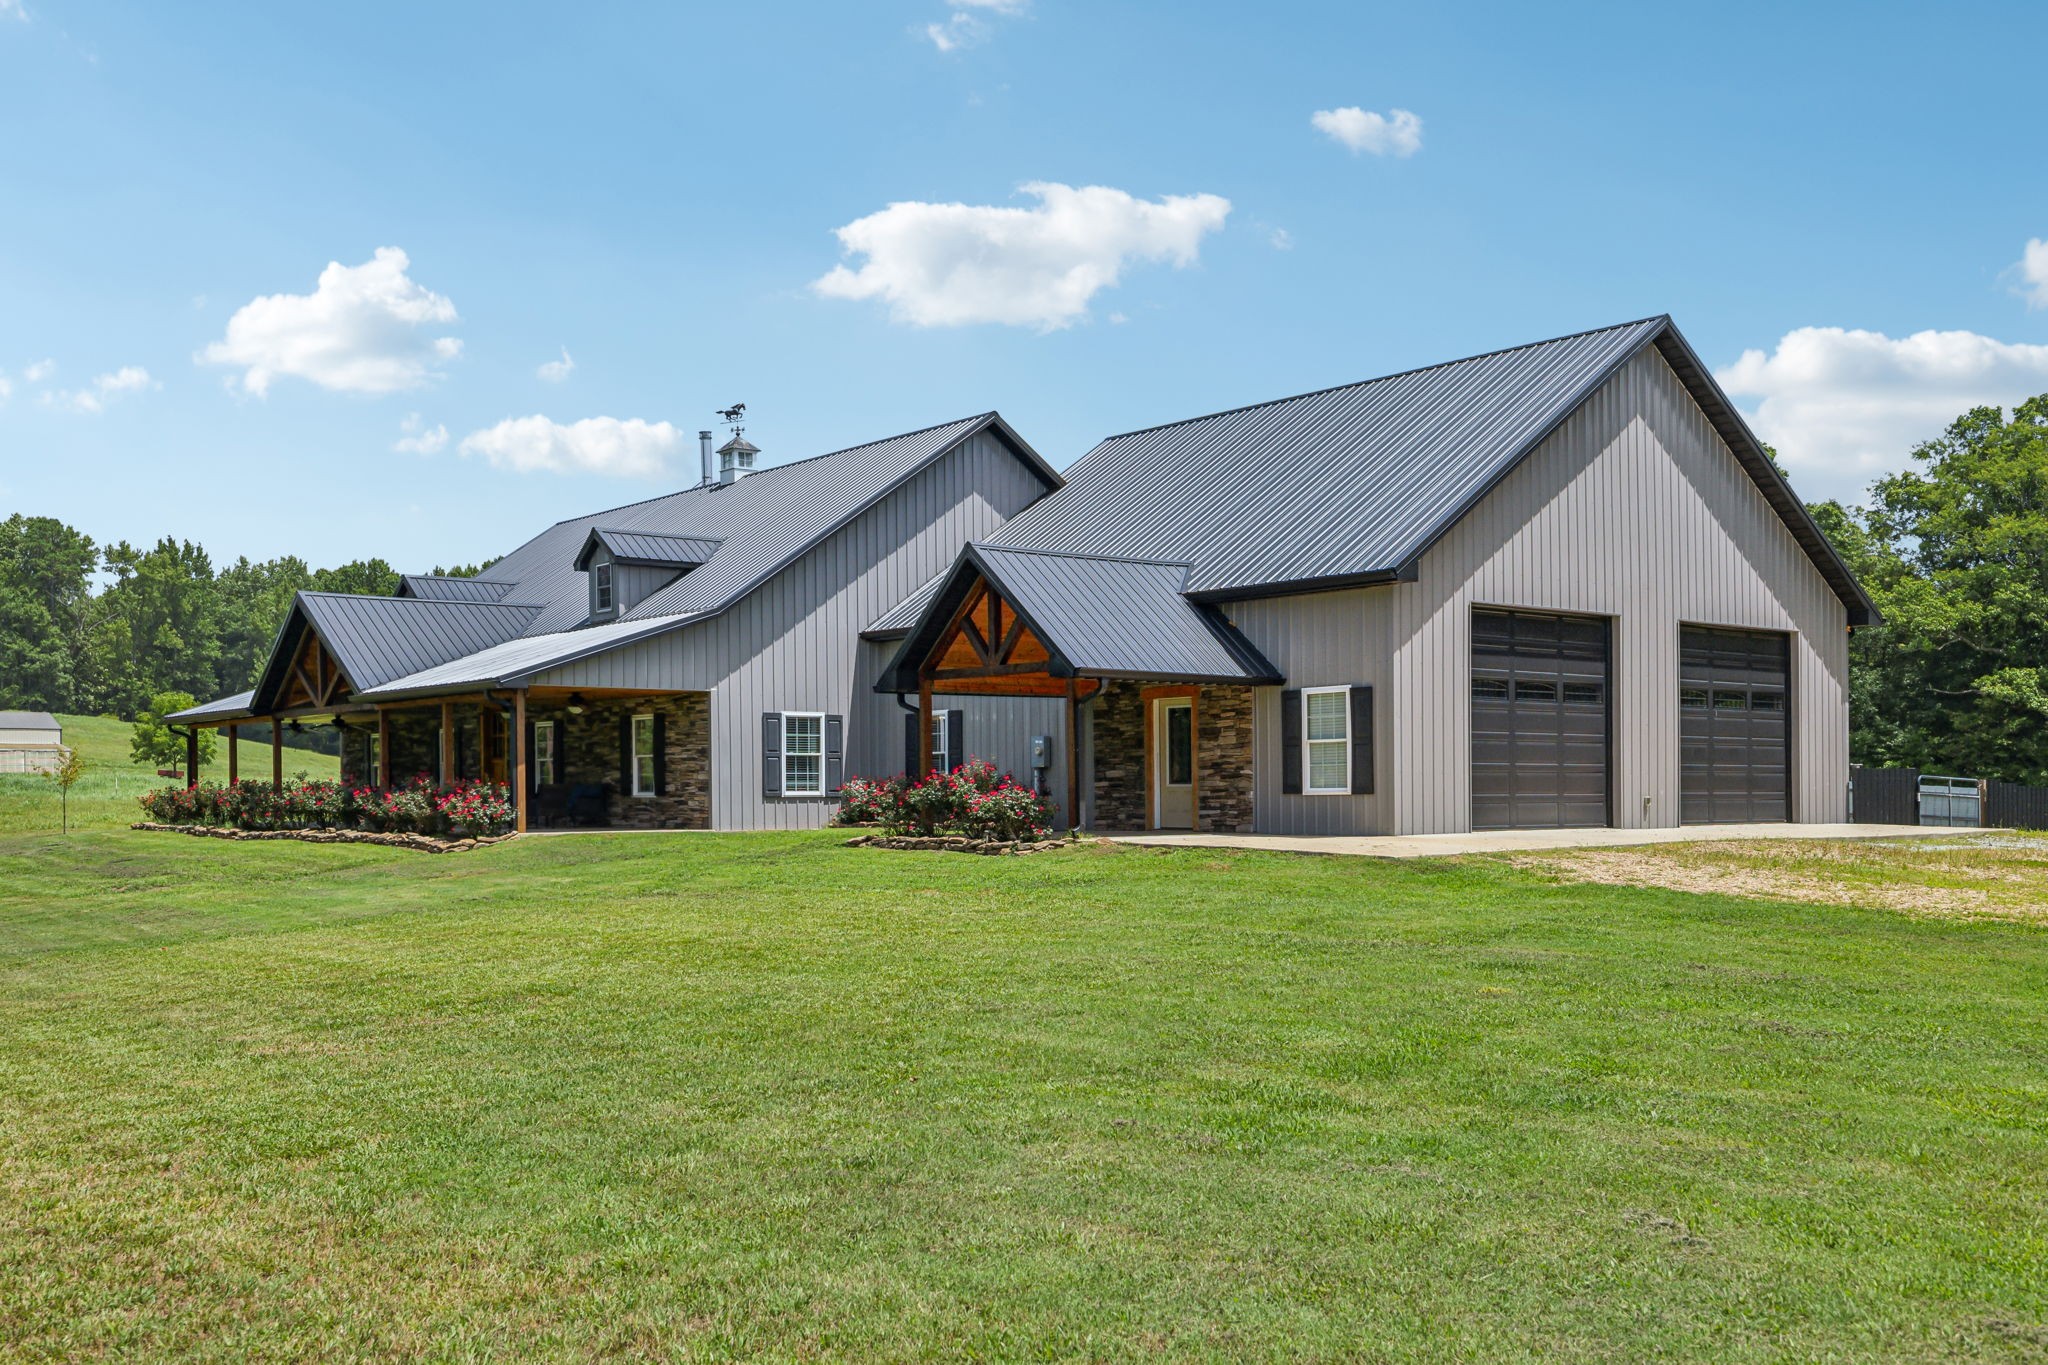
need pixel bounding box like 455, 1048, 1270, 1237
250, 593, 543, 710
396, 574, 519, 602
468, 411, 1057, 638
572, 528, 723, 571
164, 691, 256, 724
875, 544, 1281, 693
166, 411, 1063, 713
982, 316, 1874, 623
865, 572, 945, 638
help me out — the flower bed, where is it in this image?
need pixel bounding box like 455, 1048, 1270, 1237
841, 832, 1070, 856
131, 822, 513, 853
138, 774, 518, 838
835, 759, 1066, 850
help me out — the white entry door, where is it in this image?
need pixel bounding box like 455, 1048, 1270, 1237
1153, 698, 1194, 829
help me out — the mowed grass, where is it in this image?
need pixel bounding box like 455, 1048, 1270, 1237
0, 831, 2044, 1361
0, 713, 338, 835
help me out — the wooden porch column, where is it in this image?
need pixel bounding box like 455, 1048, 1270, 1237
439, 700, 454, 786
377, 709, 392, 788
916, 678, 934, 778
185, 728, 199, 790
511, 690, 528, 833
271, 719, 283, 790
1065, 676, 1080, 833
227, 725, 238, 785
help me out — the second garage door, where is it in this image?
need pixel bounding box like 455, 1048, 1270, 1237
1679, 626, 1790, 824
1471, 609, 1610, 830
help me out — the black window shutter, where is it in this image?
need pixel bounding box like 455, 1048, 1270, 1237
945, 708, 965, 772
1281, 688, 1303, 794
761, 712, 783, 797
525, 719, 537, 792
825, 714, 844, 792
903, 712, 919, 779
618, 715, 632, 792
652, 712, 667, 795
1349, 685, 1374, 796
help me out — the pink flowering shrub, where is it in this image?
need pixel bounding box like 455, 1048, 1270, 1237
835, 758, 1059, 841
141, 773, 514, 837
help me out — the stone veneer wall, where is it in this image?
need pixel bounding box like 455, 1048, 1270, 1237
1089, 681, 1255, 833
336, 694, 712, 830
541, 694, 711, 830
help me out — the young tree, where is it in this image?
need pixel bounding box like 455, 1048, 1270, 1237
43, 746, 85, 834
131, 691, 215, 775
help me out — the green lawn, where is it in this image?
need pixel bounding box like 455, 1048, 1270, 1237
1, 831, 2044, 1361
0, 713, 338, 835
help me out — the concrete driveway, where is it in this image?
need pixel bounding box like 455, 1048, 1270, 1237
1103, 822, 1969, 860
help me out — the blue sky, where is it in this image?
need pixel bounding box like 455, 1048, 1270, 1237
3, 0, 2046, 572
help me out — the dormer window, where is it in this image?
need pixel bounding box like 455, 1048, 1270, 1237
593, 561, 614, 614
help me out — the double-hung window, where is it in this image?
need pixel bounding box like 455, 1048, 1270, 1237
1302, 686, 1351, 795
534, 720, 556, 788
593, 562, 614, 613
930, 712, 949, 773
631, 713, 655, 796
782, 712, 825, 796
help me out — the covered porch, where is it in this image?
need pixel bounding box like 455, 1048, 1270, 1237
168, 608, 712, 833
878, 544, 1281, 834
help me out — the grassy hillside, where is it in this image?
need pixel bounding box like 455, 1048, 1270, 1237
0, 830, 2042, 1360
0, 713, 338, 835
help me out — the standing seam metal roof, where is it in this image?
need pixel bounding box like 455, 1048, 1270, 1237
575, 528, 724, 568
979, 316, 1872, 622
252, 594, 544, 708
396, 575, 519, 602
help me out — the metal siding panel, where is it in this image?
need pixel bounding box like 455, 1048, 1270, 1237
1383, 348, 1849, 834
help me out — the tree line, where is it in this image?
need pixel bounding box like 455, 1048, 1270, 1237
0, 514, 480, 721
3, 393, 2045, 781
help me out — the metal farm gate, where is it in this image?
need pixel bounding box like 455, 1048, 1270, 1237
1917, 775, 1983, 827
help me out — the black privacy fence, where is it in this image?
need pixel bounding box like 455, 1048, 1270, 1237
1849, 766, 2048, 830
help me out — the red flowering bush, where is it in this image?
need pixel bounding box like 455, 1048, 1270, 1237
837, 758, 1059, 841
833, 775, 906, 826
141, 774, 511, 837
435, 780, 516, 836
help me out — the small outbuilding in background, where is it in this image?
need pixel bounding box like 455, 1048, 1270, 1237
0, 711, 66, 774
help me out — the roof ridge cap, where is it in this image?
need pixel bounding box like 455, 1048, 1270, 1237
976, 542, 1194, 570
1096, 315, 1670, 444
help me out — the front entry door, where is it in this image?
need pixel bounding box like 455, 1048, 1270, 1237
1153, 698, 1194, 829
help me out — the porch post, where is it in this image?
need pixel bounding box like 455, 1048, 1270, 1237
271, 719, 283, 790
185, 727, 199, 790
439, 700, 454, 786
511, 689, 528, 833
227, 724, 238, 785
377, 709, 392, 788
917, 678, 934, 778
1065, 676, 1080, 833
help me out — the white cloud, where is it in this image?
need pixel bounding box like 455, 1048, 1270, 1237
0, 1, 26, 22
924, 0, 1026, 51
1269, 227, 1294, 251
814, 181, 1231, 330
392, 412, 448, 455
2016, 238, 2048, 309
537, 347, 576, 383
24, 358, 54, 383
42, 365, 156, 415
459, 416, 683, 478
0, 372, 10, 405
1311, 106, 1423, 157
1716, 326, 2048, 497
199, 246, 461, 396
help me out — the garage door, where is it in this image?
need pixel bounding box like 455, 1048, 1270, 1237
1471, 609, 1610, 830
1679, 626, 1789, 824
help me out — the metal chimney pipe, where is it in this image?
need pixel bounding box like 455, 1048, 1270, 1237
698, 430, 714, 487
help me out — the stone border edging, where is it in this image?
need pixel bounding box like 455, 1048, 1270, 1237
132, 822, 513, 854
843, 833, 1070, 856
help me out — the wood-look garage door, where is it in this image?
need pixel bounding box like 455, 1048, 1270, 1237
1471, 609, 1610, 830
1679, 626, 1789, 824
